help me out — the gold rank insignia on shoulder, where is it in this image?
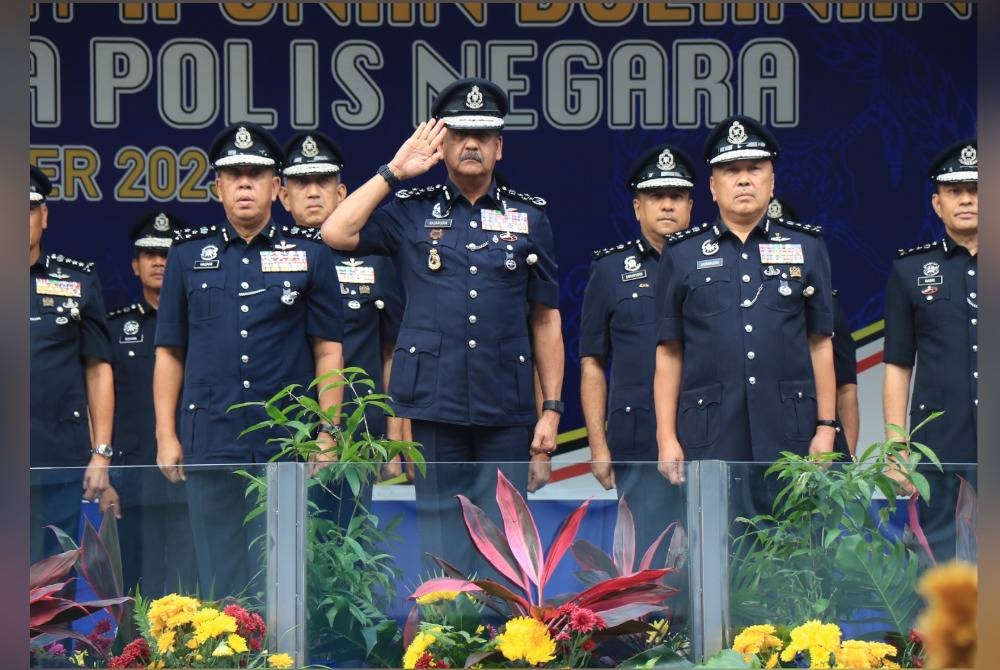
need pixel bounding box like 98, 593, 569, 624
428, 248, 442, 271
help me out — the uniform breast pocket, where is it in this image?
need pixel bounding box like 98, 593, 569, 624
677, 383, 722, 450
915, 284, 953, 333
179, 384, 211, 457
392, 328, 441, 407
264, 273, 308, 310
487, 239, 529, 282
187, 273, 226, 322
684, 268, 732, 317
613, 283, 657, 325
763, 275, 805, 313
37, 299, 78, 341
778, 379, 817, 441
413, 226, 458, 277
498, 336, 533, 412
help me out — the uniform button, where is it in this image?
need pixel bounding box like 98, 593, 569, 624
243, 380, 251, 389
128, 350, 135, 357
201, 282, 208, 289
972, 318, 977, 326
506, 244, 514, 251
742, 299, 752, 307
741, 253, 749, 260
240, 329, 248, 338
919, 404, 926, 411
375, 299, 385, 309
697, 399, 704, 407
632, 292, 638, 299
468, 315, 477, 324
970, 292, 977, 299
747, 351, 756, 360
973, 371, 979, 379
469, 289, 478, 298
188, 403, 196, 410
73, 410, 80, 418
625, 406, 632, 413
470, 221, 478, 229
241, 281, 249, 289
705, 276, 712, 283
470, 266, 478, 274
744, 324, 753, 333
518, 354, 525, 363
742, 274, 750, 283
797, 391, 803, 398
240, 305, 249, 313
973, 345, 978, 352
748, 376, 756, 385
241, 355, 249, 363
409, 346, 416, 354
242, 258, 250, 265
468, 339, 477, 349
975, 398, 979, 406
925, 295, 933, 302
969, 269, 976, 276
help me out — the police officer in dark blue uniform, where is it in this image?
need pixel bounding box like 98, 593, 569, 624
279, 130, 405, 523
29, 165, 115, 564
883, 139, 978, 561
100, 211, 197, 598
653, 116, 837, 487
580, 144, 695, 555
320, 79, 564, 574
154, 124, 346, 597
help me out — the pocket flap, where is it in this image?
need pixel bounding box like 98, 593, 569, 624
609, 385, 651, 412
395, 328, 442, 357
688, 267, 732, 289
499, 336, 532, 364
181, 384, 211, 412
678, 383, 722, 411
911, 387, 943, 412
779, 379, 817, 401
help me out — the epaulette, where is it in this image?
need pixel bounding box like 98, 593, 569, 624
395, 184, 445, 200
774, 218, 823, 236
173, 225, 219, 243
46, 253, 94, 273
592, 239, 639, 260
896, 240, 940, 258
106, 303, 143, 320
498, 184, 547, 208
666, 222, 711, 246
280, 225, 322, 242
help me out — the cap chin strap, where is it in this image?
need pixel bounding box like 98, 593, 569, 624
709, 148, 773, 164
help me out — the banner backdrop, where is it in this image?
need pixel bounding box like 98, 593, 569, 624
29, 3, 977, 441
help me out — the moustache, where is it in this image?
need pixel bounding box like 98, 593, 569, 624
460, 151, 483, 163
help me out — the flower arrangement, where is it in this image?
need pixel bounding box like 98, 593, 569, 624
701, 620, 902, 669
406, 470, 679, 667
109, 593, 294, 668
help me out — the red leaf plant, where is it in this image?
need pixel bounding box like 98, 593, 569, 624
409, 469, 677, 645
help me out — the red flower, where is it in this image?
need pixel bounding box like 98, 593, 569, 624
224, 604, 267, 652
414, 651, 450, 668
568, 606, 606, 634
909, 628, 923, 644
87, 618, 115, 656
109, 638, 150, 668
582, 639, 597, 652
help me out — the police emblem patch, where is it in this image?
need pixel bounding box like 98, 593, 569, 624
234, 126, 253, 149
154, 212, 170, 231
624, 255, 641, 272
767, 200, 783, 219
123, 320, 140, 336
959, 145, 977, 166
431, 202, 447, 218
301, 135, 319, 158
923, 262, 941, 277
466, 85, 484, 110
701, 239, 719, 256
200, 244, 219, 261
727, 121, 748, 145
656, 149, 675, 171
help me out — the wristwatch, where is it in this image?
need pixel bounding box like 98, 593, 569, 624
541, 400, 565, 415
317, 422, 339, 436
377, 164, 400, 189
815, 419, 842, 433
91, 443, 114, 458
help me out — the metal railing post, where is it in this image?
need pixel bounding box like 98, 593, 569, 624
266, 462, 307, 665
687, 460, 730, 662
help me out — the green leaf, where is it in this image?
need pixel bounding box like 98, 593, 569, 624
695, 649, 753, 668
910, 471, 930, 501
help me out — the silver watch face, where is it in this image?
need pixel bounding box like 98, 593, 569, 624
94, 444, 113, 458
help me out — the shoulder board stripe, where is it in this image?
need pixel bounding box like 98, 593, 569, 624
106, 303, 141, 320
896, 240, 940, 258
775, 219, 823, 236
498, 184, 547, 208
666, 222, 710, 246
592, 239, 639, 260
395, 184, 444, 200
173, 225, 219, 242
280, 225, 322, 241
47, 253, 95, 273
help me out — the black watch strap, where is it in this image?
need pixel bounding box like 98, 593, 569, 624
816, 419, 841, 433
377, 164, 400, 189
542, 400, 565, 415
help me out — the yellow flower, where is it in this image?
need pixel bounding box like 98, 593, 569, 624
403, 632, 437, 668
475, 625, 485, 635
195, 654, 204, 662
228, 633, 249, 654
269, 652, 295, 668
733, 624, 783, 662
192, 609, 238, 644
835, 639, 899, 668
495, 616, 557, 666
149, 661, 165, 670
765, 651, 779, 668
155, 629, 176, 654
212, 641, 234, 657
147, 594, 201, 636
779, 620, 841, 667
646, 618, 670, 644
415, 590, 460, 605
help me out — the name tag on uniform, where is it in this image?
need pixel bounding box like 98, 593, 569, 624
424, 219, 452, 228
336, 264, 375, 284
194, 260, 219, 270
36, 277, 81, 297
260, 250, 308, 272
918, 276, 943, 286
621, 270, 647, 282
481, 208, 530, 234
697, 258, 724, 269
758, 243, 804, 264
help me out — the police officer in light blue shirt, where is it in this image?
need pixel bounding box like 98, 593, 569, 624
154, 123, 346, 597
579, 144, 696, 554
653, 116, 837, 487
321, 79, 565, 574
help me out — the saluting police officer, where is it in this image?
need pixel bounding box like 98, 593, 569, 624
882, 139, 978, 561
154, 123, 346, 597
580, 144, 695, 553
100, 211, 197, 598
653, 116, 837, 488
29, 165, 115, 564
278, 130, 405, 520
320, 78, 564, 575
